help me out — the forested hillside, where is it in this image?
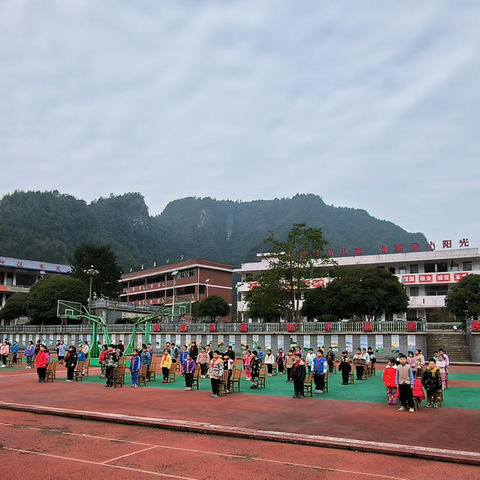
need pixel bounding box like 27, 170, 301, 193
0, 191, 428, 270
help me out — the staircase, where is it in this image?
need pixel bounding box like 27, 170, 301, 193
426, 332, 471, 363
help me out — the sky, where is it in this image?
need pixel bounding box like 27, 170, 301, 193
1, 1, 479, 251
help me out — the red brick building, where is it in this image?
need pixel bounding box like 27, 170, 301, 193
119, 258, 233, 321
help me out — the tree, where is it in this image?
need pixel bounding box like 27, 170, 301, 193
193, 295, 230, 322
71, 245, 123, 299
301, 287, 328, 321
446, 274, 480, 321
26, 275, 89, 324
325, 266, 409, 320
244, 270, 290, 322
257, 223, 329, 321
0, 293, 29, 322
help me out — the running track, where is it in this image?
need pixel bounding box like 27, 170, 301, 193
0, 409, 478, 480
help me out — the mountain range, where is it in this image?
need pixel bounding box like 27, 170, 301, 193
0, 191, 428, 271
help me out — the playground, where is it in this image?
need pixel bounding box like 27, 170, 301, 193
0, 359, 479, 468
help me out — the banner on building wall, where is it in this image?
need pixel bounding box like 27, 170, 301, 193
155, 335, 161, 349
63, 335, 68, 344
184, 334, 190, 346
290, 335, 297, 348
277, 335, 284, 351
375, 335, 384, 353
207, 334, 213, 345
218, 334, 224, 350
407, 335, 416, 352
360, 335, 368, 350
196, 334, 203, 346
229, 335, 236, 349
241, 334, 247, 347
345, 335, 353, 352
176, 335, 181, 345
391, 334, 400, 353
317, 335, 324, 349
330, 335, 339, 352
165, 334, 171, 343
265, 335, 272, 350
303, 335, 310, 350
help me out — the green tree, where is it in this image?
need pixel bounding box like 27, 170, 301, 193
446, 274, 480, 321
0, 293, 29, 322
259, 223, 329, 321
193, 295, 230, 322
325, 266, 409, 320
26, 275, 89, 324
244, 270, 290, 322
71, 244, 123, 299
301, 287, 328, 320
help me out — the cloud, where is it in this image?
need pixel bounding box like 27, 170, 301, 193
0, 0, 479, 248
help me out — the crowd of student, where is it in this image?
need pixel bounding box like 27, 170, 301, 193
2, 337, 451, 409
383, 348, 449, 412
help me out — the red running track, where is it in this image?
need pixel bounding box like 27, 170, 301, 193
1, 409, 478, 480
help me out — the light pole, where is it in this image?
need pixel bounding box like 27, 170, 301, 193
85, 265, 99, 306
205, 278, 210, 298
171, 270, 178, 322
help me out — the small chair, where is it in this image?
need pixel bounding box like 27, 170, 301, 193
74, 361, 85, 381
230, 367, 242, 393
7, 354, 14, 367
258, 366, 267, 388
168, 368, 176, 383
324, 372, 329, 393
139, 365, 148, 386
148, 361, 156, 381
192, 367, 201, 390
219, 370, 230, 396
17, 352, 24, 364
114, 365, 126, 387
83, 358, 91, 377
304, 373, 313, 397
45, 361, 57, 382
348, 368, 355, 384
272, 362, 278, 376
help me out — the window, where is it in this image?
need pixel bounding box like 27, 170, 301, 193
178, 270, 196, 279
424, 262, 447, 273
409, 264, 419, 274
425, 285, 448, 296
409, 286, 419, 297
463, 261, 472, 271
399, 266, 406, 274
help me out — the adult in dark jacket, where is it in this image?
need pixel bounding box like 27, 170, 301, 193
291, 353, 306, 398
65, 346, 78, 382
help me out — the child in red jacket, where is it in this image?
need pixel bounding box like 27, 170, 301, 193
383, 357, 398, 405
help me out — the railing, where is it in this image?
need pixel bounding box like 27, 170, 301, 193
0, 320, 426, 334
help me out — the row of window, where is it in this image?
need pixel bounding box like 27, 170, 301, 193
397, 261, 472, 274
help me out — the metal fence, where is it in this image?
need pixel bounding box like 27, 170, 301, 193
0, 320, 426, 334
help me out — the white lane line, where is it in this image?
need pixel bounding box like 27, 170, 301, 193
2, 447, 197, 480
2, 401, 479, 460
101, 445, 158, 464
0, 421, 437, 479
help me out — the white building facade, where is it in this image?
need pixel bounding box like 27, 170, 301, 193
236, 247, 480, 322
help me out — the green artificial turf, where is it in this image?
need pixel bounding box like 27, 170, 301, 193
73, 367, 480, 410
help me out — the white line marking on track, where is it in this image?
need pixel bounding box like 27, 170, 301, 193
2, 447, 197, 480
101, 445, 158, 464
2, 401, 479, 461
0, 420, 428, 479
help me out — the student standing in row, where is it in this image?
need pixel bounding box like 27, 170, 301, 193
65, 345, 77, 382
291, 353, 306, 398
208, 350, 224, 398
396, 354, 415, 413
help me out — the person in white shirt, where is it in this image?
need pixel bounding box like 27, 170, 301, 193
305, 348, 316, 373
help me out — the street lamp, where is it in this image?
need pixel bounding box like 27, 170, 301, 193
171, 270, 178, 321
205, 278, 210, 298
85, 265, 99, 305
